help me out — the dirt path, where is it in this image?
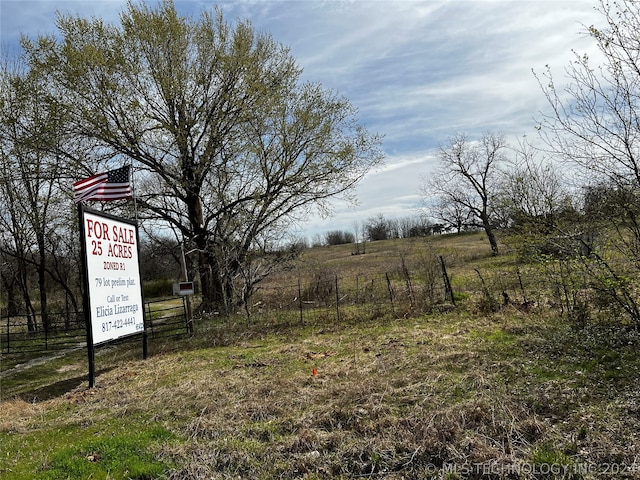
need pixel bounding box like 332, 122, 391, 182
0, 344, 85, 380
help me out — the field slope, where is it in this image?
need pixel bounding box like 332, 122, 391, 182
2, 234, 639, 479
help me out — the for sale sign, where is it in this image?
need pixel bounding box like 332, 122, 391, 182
81, 209, 144, 345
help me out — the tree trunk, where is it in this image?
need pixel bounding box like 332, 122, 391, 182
37, 232, 48, 331
4, 278, 20, 316
37, 264, 48, 331
186, 192, 226, 312
482, 218, 499, 256
197, 249, 225, 313
16, 257, 37, 331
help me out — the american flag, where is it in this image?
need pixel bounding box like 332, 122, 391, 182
73, 166, 133, 203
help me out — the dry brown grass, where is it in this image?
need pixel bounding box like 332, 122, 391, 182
2, 233, 640, 479
0, 398, 43, 433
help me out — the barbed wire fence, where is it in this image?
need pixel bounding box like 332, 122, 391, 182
1, 259, 460, 363
211, 263, 452, 329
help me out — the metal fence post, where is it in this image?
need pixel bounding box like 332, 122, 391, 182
44, 313, 49, 351
298, 279, 303, 325
335, 275, 340, 323
439, 255, 455, 305
386, 272, 395, 316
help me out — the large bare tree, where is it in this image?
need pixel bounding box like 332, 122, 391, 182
423, 132, 506, 255
22, 1, 383, 312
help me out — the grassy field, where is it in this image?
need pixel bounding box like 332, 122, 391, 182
2, 233, 640, 479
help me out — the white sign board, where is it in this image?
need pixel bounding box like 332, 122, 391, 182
82, 210, 144, 345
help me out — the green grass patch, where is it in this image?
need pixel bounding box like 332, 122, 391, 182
531, 442, 574, 467
43, 425, 173, 480
1, 417, 173, 480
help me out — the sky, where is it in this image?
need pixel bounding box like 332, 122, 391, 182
0, 0, 604, 240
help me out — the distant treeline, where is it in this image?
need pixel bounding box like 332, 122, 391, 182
311, 214, 448, 247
